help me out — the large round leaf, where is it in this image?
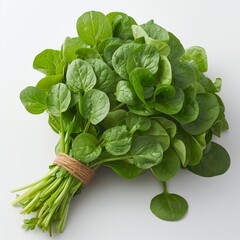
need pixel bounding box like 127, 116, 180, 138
188, 142, 230, 177
72, 133, 102, 163
80, 89, 110, 125
150, 193, 188, 221
182, 93, 220, 135
76, 11, 112, 46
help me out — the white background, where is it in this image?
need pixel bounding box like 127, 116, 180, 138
0, 0, 240, 239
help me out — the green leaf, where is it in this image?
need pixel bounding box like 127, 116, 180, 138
172, 95, 199, 124
131, 136, 163, 169
20, 86, 47, 114
126, 113, 151, 133
188, 142, 230, 177
143, 120, 170, 151
77, 11, 112, 46
36, 74, 63, 91
72, 133, 102, 163
172, 61, 197, 90
127, 44, 160, 75
150, 193, 188, 221
167, 32, 185, 60
129, 67, 155, 104
103, 43, 123, 67
48, 114, 60, 133
107, 12, 137, 40
141, 20, 169, 42
182, 93, 220, 135
33, 49, 61, 75
182, 46, 208, 72
98, 37, 123, 54
128, 103, 158, 116
66, 59, 96, 93
103, 109, 127, 129
156, 55, 172, 86
153, 117, 177, 139
151, 147, 180, 181
172, 138, 186, 166
62, 37, 87, 63
115, 80, 139, 106
105, 161, 144, 179
87, 59, 119, 93
76, 47, 102, 60
155, 86, 184, 115
46, 83, 71, 116
103, 125, 132, 156
80, 89, 110, 125
112, 42, 140, 79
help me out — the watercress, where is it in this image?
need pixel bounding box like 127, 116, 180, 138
13, 10, 230, 234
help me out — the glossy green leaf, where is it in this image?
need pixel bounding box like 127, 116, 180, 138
33, 49, 61, 75
80, 89, 110, 125
151, 147, 180, 181
112, 43, 140, 79
182, 93, 220, 135
131, 136, 163, 169
127, 44, 160, 75
188, 142, 230, 177
182, 46, 208, 72
36, 74, 63, 91
103, 109, 127, 129
66, 59, 96, 93
172, 138, 186, 166
126, 113, 151, 133
72, 133, 101, 163
153, 117, 177, 139
167, 32, 185, 60
77, 11, 112, 46
103, 125, 132, 156
150, 193, 188, 221
20, 86, 47, 114
46, 83, 71, 116
104, 161, 144, 179
115, 80, 139, 106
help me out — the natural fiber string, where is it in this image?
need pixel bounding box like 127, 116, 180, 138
53, 153, 94, 185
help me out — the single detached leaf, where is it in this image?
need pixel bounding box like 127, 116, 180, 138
151, 147, 180, 182
188, 142, 230, 177
131, 136, 163, 169
80, 89, 110, 125
103, 125, 132, 156
182, 46, 208, 72
77, 11, 112, 46
105, 161, 144, 179
182, 93, 220, 135
72, 133, 102, 163
127, 44, 160, 75
47, 83, 71, 116
20, 86, 47, 114
150, 193, 188, 221
33, 49, 61, 75
66, 59, 96, 93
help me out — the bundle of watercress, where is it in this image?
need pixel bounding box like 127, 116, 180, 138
12, 10, 230, 234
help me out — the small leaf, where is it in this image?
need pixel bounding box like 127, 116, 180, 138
47, 83, 71, 116
20, 86, 47, 114
72, 133, 102, 163
150, 193, 188, 221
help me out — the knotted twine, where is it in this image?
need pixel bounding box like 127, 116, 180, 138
53, 153, 94, 185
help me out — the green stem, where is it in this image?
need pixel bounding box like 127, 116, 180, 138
59, 111, 65, 153
162, 181, 168, 194
83, 119, 91, 133
112, 102, 125, 111
91, 155, 132, 167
